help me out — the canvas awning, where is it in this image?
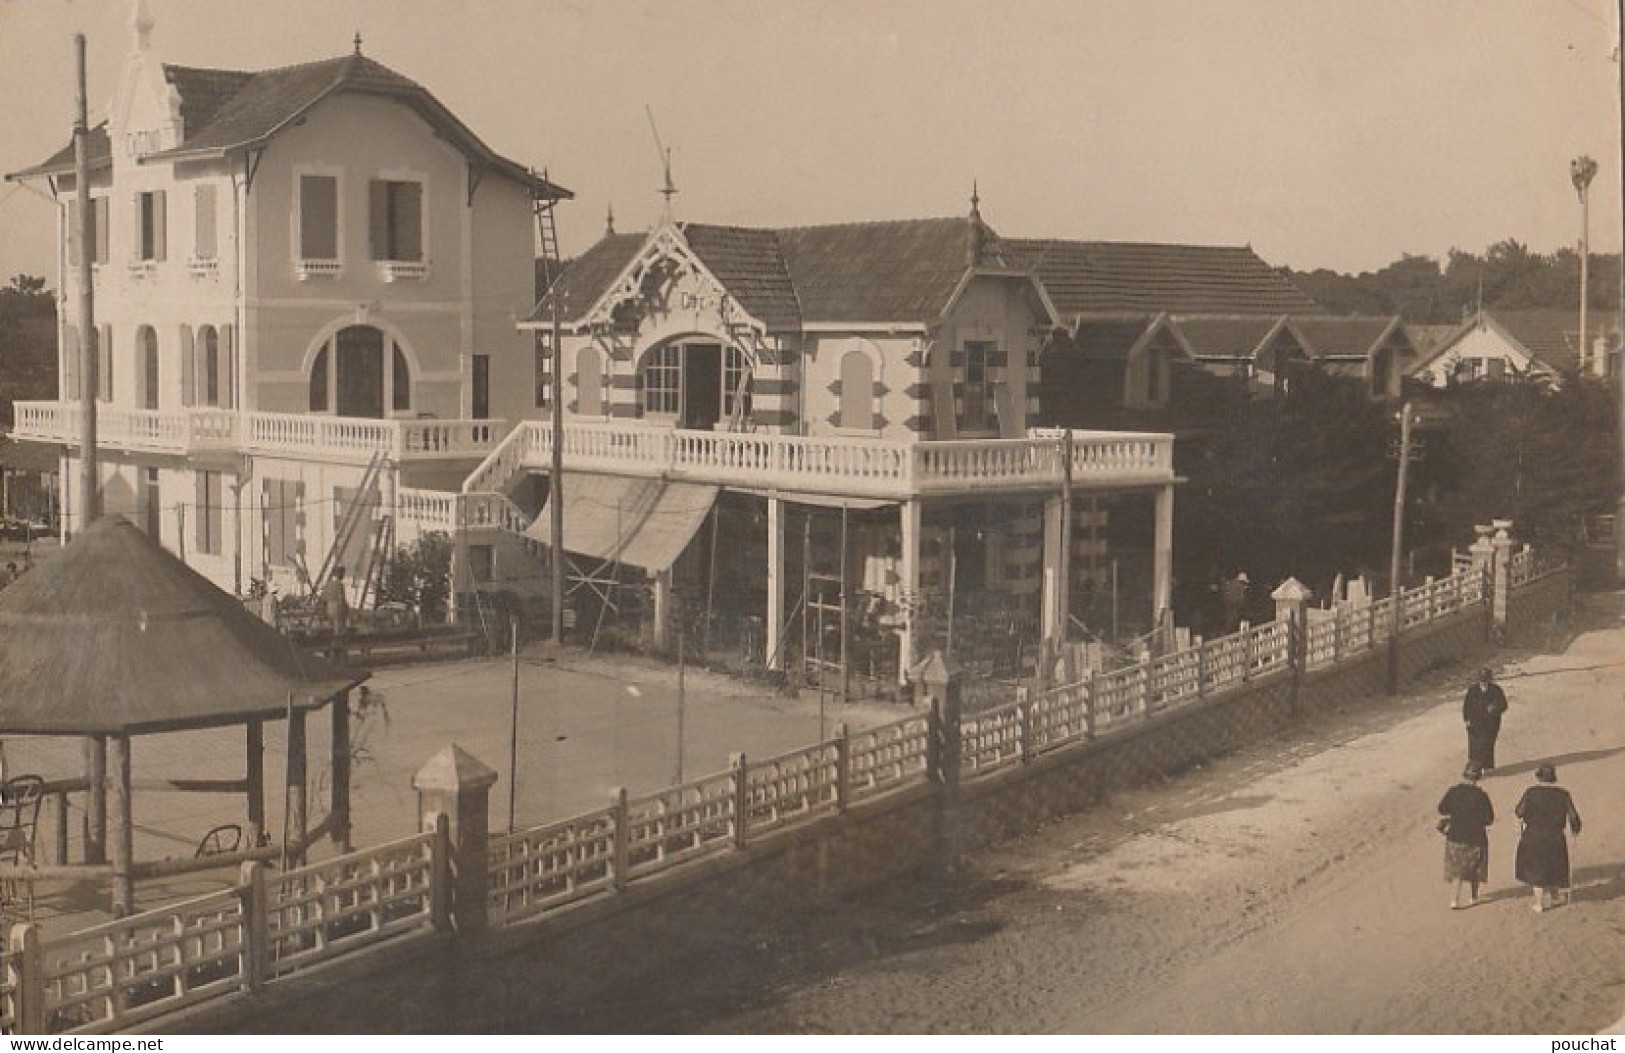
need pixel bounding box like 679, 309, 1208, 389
525, 474, 719, 573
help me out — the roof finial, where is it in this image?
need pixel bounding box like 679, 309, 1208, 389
606, 203, 616, 236
130, 0, 155, 51
353, 31, 364, 56
967, 180, 985, 268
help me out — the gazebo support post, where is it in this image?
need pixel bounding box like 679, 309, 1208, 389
330, 691, 352, 851
245, 719, 265, 844
109, 734, 133, 917
285, 708, 308, 867
83, 736, 107, 864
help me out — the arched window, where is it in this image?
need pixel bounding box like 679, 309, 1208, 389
839, 349, 874, 429
307, 325, 410, 418
137, 326, 159, 410
576, 346, 603, 416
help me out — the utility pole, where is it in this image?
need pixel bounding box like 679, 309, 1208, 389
1614, 4, 1625, 582
549, 294, 566, 646
1386, 402, 1417, 695
1572, 155, 1598, 372
73, 33, 100, 529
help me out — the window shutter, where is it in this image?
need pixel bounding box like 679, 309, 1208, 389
398, 182, 422, 260
180, 326, 195, 407
300, 176, 337, 259
94, 199, 110, 264
154, 190, 167, 261
194, 185, 216, 259
368, 181, 388, 260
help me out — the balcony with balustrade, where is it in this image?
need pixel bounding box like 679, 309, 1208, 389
11, 401, 504, 464
461, 419, 1177, 503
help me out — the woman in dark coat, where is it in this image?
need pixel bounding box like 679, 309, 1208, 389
1462, 668, 1507, 774
1515, 763, 1582, 912
1438, 766, 1494, 908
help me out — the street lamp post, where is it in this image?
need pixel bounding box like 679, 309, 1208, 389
1387, 403, 1417, 695
1571, 155, 1598, 373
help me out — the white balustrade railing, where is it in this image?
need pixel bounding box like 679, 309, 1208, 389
498, 420, 1174, 497
11, 401, 501, 463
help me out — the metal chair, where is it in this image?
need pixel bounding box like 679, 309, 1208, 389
195, 823, 243, 859
0, 775, 44, 919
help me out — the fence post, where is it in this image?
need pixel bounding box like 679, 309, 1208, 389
1490, 520, 1514, 641
1194, 640, 1207, 700
834, 723, 851, 813
1240, 622, 1253, 681
611, 787, 629, 892
1016, 687, 1033, 763
411, 744, 496, 935
239, 861, 268, 990
52, 792, 68, 866
730, 753, 749, 850
428, 813, 452, 931
1085, 668, 1099, 738
1141, 656, 1156, 716
10, 922, 42, 1035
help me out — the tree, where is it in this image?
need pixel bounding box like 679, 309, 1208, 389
0, 274, 56, 427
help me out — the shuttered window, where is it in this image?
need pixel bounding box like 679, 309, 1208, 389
137, 190, 167, 261
369, 180, 422, 261
194, 184, 217, 259
299, 175, 338, 260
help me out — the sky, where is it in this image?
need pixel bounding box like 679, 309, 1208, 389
0, 0, 1619, 285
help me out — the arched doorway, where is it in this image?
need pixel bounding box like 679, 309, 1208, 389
308, 325, 411, 419
638, 338, 750, 429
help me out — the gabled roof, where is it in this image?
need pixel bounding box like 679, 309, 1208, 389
535, 214, 1042, 331
1067, 315, 1164, 361
0, 516, 361, 735
1171, 314, 1296, 361
683, 224, 802, 331
1002, 239, 1322, 318
1286, 315, 1408, 361
1408, 308, 1622, 378
7, 125, 112, 181
10, 53, 569, 200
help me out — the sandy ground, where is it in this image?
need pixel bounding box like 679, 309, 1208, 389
529, 592, 1625, 1034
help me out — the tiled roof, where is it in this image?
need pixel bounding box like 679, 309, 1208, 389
1287, 315, 1405, 361
683, 224, 802, 331
1488, 308, 1620, 374
532, 233, 645, 321
537, 215, 1016, 330
7, 125, 111, 180
10, 54, 568, 200
775, 217, 998, 323
1003, 239, 1322, 318
1171, 315, 1289, 360
1067, 316, 1161, 361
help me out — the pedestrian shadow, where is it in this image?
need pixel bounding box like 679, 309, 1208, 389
1490, 745, 1625, 780
1571, 862, 1625, 905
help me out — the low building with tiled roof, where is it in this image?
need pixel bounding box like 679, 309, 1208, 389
508, 202, 1180, 679
7, 4, 569, 607
1408, 308, 1622, 388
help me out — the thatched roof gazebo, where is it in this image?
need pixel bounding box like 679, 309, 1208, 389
0, 517, 366, 915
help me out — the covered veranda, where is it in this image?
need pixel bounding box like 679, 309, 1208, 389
0, 517, 365, 917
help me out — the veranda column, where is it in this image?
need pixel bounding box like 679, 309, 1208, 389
330, 690, 352, 850
1041, 493, 1067, 648
83, 736, 106, 864
245, 719, 265, 843
285, 708, 308, 867
1153, 483, 1175, 633
766, 496, 784, 671
108, 734, 133, 917
898, 499, 922, 685
651, 568, 672, 652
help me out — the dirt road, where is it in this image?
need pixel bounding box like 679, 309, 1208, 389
546, 594, 1625, 1034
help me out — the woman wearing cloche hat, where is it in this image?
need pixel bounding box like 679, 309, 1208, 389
1514, 763, 1582, 913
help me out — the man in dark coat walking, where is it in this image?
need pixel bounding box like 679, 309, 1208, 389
1462, 667, 1507, 774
